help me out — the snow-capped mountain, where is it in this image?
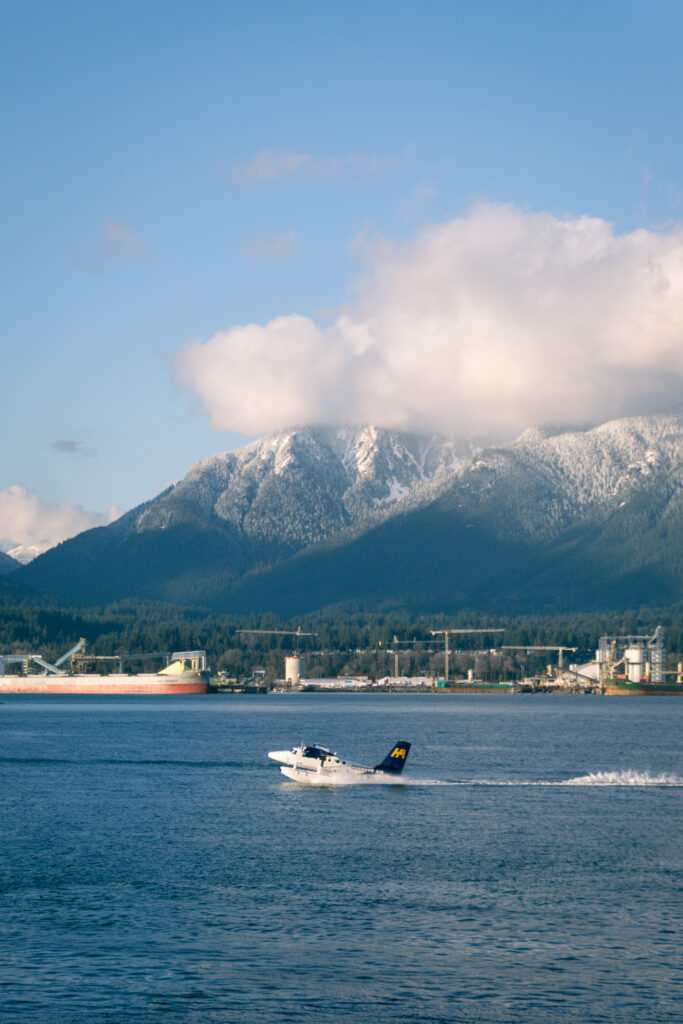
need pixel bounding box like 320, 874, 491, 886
442, 409, 682, 541
127, 425, 476, 553
5, 544, 44, 566
221, 408, 681, 616
16, 410, 682, 613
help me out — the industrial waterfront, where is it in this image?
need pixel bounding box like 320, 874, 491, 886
2, 625, 681, 696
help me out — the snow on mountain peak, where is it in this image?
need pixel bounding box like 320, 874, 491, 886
129, 410, 679, 563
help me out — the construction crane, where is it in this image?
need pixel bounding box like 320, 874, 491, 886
237, 627, 318, 639
236, 627, 319, 687
430, 628, 505, 682
385, 635, 427, 678
501, 645, 578, 668
236, 626, 318, 659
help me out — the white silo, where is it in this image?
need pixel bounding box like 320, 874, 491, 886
285, 656, 305, 686
624, 646, 644, 683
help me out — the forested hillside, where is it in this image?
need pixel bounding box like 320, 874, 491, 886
1, 579, 680, 682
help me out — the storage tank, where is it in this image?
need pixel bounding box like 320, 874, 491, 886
624, 646, 644, 683
285, 656, 305, 686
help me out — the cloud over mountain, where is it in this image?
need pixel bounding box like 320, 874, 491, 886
175, 203, 683, 439
0, 485, 121, 563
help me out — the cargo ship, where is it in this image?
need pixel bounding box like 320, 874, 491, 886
433, 679, 514, 694
603, 678, 683, 696
0, 646, 210, 695
0, 673, 209, 695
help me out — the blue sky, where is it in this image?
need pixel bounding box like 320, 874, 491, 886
2, 0, 683, 557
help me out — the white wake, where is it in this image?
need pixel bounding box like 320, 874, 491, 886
289, 769, 683, 788
561, 770, 682, 787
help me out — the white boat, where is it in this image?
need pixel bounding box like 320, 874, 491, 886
268, 740, 411, 783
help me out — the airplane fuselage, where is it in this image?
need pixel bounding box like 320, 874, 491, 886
268, 741, 411, 783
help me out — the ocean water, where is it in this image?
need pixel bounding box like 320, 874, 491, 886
0, 693, 681, 1024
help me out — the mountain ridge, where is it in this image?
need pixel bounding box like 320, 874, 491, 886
0, 550, 20, 575
14, 411, 682, 613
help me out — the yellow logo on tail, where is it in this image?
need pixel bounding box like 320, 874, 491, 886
391, 747, 407, 759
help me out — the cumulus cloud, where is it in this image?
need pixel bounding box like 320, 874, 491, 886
241, 231, 297, 261
234, 149, 397, 185
175, 203, 683, 438
0, 485, 122, 563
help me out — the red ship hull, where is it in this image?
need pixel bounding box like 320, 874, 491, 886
0, 674, 209, 695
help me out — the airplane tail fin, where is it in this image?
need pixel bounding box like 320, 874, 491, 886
374, 741, 411, 774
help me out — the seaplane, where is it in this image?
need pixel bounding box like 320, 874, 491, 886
268, 740, 411, 783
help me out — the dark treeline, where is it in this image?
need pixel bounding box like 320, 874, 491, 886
1, 582, 681, 681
